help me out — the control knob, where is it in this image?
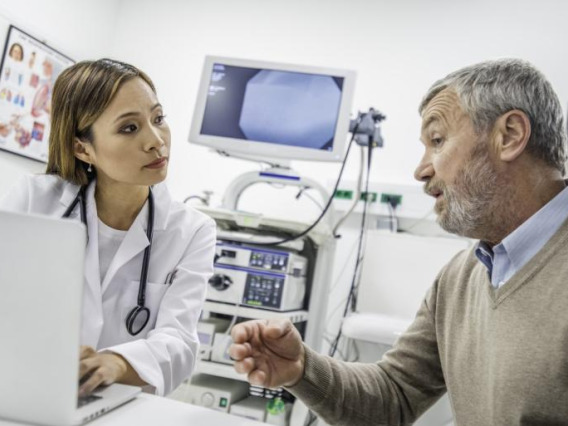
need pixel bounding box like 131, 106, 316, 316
200, 392, 215, 407
208, 274, 233, 291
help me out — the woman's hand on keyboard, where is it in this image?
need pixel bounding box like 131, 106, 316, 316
78, 346, 127, 397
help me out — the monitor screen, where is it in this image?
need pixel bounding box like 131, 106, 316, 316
189, 56, 356, 163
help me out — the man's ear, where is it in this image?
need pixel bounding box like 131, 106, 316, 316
73, 138, 94, 165
492, 110, 531, 163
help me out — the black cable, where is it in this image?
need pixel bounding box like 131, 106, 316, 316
246, 122, 361, 247
390, 199, 399, 232
296, 186, 325, 211
350, 141, 374, 310
387, 201, 398, 232
328, 139, 374, 357
304, 410, 318, 426
386, 201, 394, 232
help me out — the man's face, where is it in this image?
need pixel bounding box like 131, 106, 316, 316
414, 89, 498, 238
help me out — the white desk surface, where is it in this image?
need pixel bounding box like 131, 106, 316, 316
0, 393, 265, 426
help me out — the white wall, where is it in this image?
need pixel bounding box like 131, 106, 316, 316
0, 0, 119, 196
106, 0, 568, 219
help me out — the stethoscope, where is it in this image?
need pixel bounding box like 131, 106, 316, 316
62, 182, 155, 336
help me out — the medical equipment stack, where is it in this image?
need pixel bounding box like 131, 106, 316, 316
168, 177, 337, 426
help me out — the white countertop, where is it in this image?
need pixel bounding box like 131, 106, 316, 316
0, 393, 265, 426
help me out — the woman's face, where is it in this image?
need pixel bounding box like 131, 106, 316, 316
10, 45, 23, 61
82, 77, 171, 188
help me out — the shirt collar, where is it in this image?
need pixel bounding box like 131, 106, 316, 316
500, 184, 568, 271
475, 241, 494, 276
475, 183, 568, 274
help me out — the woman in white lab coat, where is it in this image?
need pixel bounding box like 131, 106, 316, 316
0, 59, 216, 397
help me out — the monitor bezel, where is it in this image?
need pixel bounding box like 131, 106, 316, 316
188, 55, 356, 163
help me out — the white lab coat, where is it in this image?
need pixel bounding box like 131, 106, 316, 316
0, 174, 216, 396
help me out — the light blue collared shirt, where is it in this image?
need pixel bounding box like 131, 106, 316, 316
475, 185, 568, 288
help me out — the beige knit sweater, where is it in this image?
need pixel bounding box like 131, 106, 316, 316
288, 220, 568, 425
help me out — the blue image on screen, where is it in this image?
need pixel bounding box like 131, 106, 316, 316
238, 71, 341, 150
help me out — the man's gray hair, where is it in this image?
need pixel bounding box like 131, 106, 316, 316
419, 58, 567, 174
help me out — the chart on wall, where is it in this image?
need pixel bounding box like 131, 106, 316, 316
0, 25, 74, 162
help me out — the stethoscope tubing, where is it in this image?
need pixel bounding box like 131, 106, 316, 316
137, 191, 154, 307
63, 181, 155, 336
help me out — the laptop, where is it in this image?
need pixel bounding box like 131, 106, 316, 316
0, 210, 141, 426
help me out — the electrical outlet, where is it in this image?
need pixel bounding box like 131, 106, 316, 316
326, 179, 435, 221
380, 193, 403, 207
360, 192, 378, 202
334, 189, 354, 200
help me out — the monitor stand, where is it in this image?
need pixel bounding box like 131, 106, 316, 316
221, 163, 336, 230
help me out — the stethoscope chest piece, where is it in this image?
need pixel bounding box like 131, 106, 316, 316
125, 305, 150, 336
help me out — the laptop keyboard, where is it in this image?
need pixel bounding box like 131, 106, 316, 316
78, 394, 102, 408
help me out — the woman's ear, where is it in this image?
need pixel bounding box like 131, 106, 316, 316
492, 109, 531, 163
73, 138, 94, 165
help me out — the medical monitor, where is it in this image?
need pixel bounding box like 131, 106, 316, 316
189, 56, 356, 163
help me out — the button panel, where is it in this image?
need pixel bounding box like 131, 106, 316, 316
249, 250, 289, 272
243, 273, 284, 309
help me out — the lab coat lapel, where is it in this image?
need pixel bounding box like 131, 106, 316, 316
80, 183, 102, 290
59, 181, 81, 216
60, 181, 104, 304
99, 184, 171, 293
82, 182, 104, 346
100, 204, 150, 294
151, 183, 171, 231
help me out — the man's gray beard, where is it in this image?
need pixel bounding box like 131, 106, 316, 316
437, 144, 498, 238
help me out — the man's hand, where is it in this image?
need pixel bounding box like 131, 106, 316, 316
229, 319, 305, 389
78, 346, 128, 396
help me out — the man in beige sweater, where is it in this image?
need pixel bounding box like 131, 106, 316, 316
229, 59, 568, 425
